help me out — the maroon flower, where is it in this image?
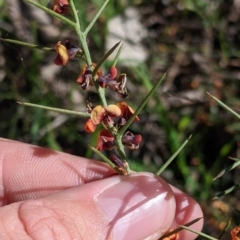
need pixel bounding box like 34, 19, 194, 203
53, 0, 70, 15
110, 154, 128, 175
54, 40, 78, 65
77, 63, 103, 90
97, 67, 128, 98
122, 131, 142, 149
97, 130, 115, 151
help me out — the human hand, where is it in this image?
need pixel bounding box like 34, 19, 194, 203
0, 138, 203, 240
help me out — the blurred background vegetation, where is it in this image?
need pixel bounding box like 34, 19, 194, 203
1, 0, 240, 238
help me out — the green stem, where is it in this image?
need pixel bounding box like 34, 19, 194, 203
84, 0, 111, 36
0, 38, 54, 51
26, 0, 76, 28
115, 134, 130, 174
207, 92, 240, 119
88, 145, 123, 175
69, 0, 107, 107
156, 135, 192, 175
17, 102, 90, 118
69, 0, 92, 66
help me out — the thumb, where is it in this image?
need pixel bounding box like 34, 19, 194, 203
0, 173, 176, 240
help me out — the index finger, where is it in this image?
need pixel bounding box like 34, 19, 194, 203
0, 138, 115, 205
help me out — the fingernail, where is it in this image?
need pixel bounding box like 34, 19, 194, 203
96, 173, 176, 240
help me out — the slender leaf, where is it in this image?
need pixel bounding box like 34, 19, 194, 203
112, 42, 123, 67
88, 145, 123, 175
93, 41, 121, 76
84, 0, 111, 35
118, 73, 166, 136
0, 38, 84, 59
213, 183, 240, 199
207, 92, 240, 119
156, 135, 192, 176
26, 0, 76, 28
159, 217, 203, 240
0, 38, 54, 51
217, 218, 232, 239
213, 157, 240, 181
180, 226, 218, 240
17, 102, 90, 118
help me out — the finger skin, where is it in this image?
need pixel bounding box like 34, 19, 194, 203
169, 186, 204, 239
0, 138, 203, 239
0, 138, 115, 204
0, 174, 176, 240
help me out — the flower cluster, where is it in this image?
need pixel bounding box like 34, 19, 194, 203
52, 1, 142, 173
85, 102, 142, 151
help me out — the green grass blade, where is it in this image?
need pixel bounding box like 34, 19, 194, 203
17, 102, 90, 118
118, 73, 166, 136
207, 92, 240, 119
156, 135, 192, 176
180, 225, 218, 240
84, 0, 111, 36
217, 218, 232, 239
0, 38, 53, 51
213, 182, 240, 199
26, 0, 75, 28
159, 217, 203, 240
93, 41, 121, 76
213, 157, 240, 181
112, 43, 123, 67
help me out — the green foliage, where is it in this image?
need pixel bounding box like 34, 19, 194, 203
2, 0, 240, 238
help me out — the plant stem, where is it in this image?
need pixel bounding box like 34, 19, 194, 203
26, 0, 75, 27
84, 0, 111, 36
69, 0, 92, 66
115, 134, 130, 174
69, 0, 107, 107
17, 102, 90, 118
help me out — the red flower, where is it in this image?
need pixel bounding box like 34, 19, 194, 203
77, 64, 103, 90
122, 131, 142, 150
117, 102, 140, 122
96, 130, 115, 151
84, 104, 122, 133
98, 66, 118, 88
54, 40, 78, 66
231, 226, 240, 240
54, 41, 69, 65
110, 154, 128, 175
97, 67, 128, 98
53, 0, 70, 15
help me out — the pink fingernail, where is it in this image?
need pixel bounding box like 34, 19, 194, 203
96, 173, 176, 240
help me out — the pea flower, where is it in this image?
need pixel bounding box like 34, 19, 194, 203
53, 0, 70, 15
77, 64, 103, 90
117, 101, 140, 123
96, 129, 115, 151
97, 67, 128, 98
54, 40, 78, 65
110, 154, 128, 175
231, 226, 240, 240
84, 104, 122, 133
122, 131, 142, 150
